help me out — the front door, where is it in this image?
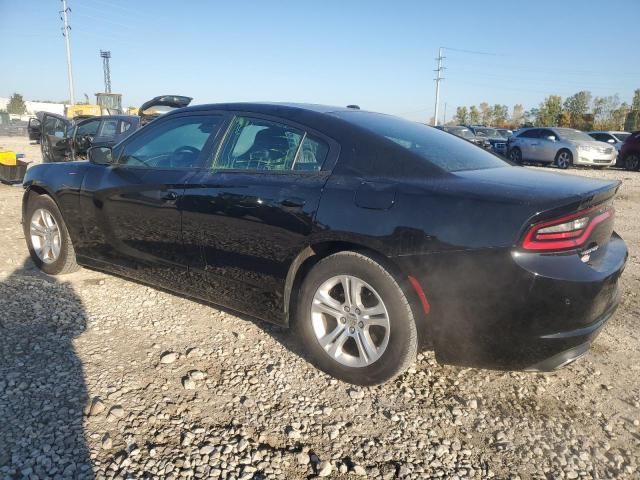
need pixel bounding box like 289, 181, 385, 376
181, 114, 336, 323
78, 113, 226, 287
41, 113, 72, 162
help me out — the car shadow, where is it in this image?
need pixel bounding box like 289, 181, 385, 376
0, 259, 93, 479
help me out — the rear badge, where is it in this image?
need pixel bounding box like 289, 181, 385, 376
580, 245, 599, 263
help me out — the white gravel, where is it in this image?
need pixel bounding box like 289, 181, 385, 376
0, 136, 639, 479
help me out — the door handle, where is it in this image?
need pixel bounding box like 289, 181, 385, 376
281, 198, 305, 208
161, 191, 178, 202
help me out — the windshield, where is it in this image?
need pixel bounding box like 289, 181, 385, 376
474, 127, 500, 138
556, 128, 593, 142
330, 111, 508, 172
449, 127, 475, 140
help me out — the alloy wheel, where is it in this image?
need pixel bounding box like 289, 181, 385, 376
310, 274, 390, 368
510, 149, 521, 163
30, 208, 61, 264
557, 151, 571, 169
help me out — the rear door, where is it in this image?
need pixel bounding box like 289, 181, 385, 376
181, 114, 337, 322
78, 113, 226, 287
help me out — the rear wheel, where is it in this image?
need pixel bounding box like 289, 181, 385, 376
24, 194, 79, 275
295, 251, 417, 385
509, 147, 523, 164
625, 154, 640, 171
555, 149, 572, 169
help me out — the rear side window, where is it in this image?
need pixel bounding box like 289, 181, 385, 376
216, 116, 312, 171
330, 111, 507, 172
293, 136, 328, 171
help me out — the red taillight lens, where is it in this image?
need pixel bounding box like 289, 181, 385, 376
522, 204, 614, 251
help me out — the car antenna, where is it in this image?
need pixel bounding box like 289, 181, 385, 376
346, 105, 360, 110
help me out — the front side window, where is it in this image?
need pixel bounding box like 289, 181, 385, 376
43, 117, 57, 135
99, 119, 119, 138
119, 115, 222, 169
76, 119, 100, 136
53, 119, 67, 138
215, 117, 304, 171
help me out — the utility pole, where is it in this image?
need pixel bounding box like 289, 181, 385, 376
60, 0, 75, 105
433, 47, 445, 126
100, 50, 112, 93
443, 102, 447, 125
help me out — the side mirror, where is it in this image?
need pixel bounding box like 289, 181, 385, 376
88, 146, 113, 165
546, 135, 556, 141
607, 138, 615, 144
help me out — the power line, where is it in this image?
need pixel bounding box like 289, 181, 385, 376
60, 0, 75, 104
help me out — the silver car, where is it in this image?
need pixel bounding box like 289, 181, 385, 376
588, 131, 631, 151
508, 127, 617, 169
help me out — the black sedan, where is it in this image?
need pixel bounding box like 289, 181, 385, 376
21, 103, 627, 385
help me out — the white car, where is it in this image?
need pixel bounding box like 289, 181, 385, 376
588, 131, 631, 151
508, 127, 617, 169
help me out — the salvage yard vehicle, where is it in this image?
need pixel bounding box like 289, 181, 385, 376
26, 95, 191, 162
27, 112, 139, 162
21, 103, 627, 385
508, 127, 618, 169
588, 131, 631, 152
467, 126, 508, 156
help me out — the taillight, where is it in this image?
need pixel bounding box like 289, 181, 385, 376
522, 204, 614, 251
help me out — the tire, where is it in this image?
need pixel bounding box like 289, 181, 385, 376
555, 149, 572, 169
625, 154, 640, 171
24, 193, 79, 275
509, 147, 523, 164
294, 251, 417, 385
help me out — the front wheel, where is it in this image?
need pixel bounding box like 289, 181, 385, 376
509, 147, 523, 164
24, 194, 79, 275
555, 149, 573, 169
295, 251, 418, 385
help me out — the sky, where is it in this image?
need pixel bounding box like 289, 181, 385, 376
2, 0, 639, 122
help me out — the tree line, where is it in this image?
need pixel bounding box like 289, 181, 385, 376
454, 89, 640, 131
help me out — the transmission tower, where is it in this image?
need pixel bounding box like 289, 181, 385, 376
100, 50, 112, 93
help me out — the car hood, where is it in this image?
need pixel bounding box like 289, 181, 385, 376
571, 140, 614, 149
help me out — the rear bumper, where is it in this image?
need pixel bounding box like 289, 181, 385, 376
398, 233, 627, 370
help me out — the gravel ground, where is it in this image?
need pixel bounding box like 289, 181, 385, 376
0, 135, 639, 479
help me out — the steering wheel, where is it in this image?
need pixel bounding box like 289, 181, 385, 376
175, 145, 200, 155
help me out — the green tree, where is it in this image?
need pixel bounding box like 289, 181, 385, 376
593, 95, 622, 130
6, 93, 27, 115
612, 102, 630, 130
469, 105, 480, 124
563, 90, 592, 129
479, 102, 492, 125
454, 106, 468, 124
536, 95, 563, 126
492, 104, 509, 127
510, 104, 524, 127
632, 88, 640, 110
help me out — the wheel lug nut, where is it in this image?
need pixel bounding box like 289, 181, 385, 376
349, 327, 355, 334
340, 317, 346, 324
344, 306, 350, 312
358, 321, 364, 328
355, 308, 361, 315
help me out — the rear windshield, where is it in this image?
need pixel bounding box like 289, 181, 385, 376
330, 111, 508, 172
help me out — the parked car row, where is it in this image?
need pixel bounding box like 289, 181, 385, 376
436, 125, 511, 156
507, 127, 640, 170
26, 95, 192, 162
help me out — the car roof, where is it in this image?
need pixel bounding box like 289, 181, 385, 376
172, 102, 359, 116
588, 130, 629, 134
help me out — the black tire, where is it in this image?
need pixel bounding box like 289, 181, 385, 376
509, 147, 523, 164
24, 194, 79, 275
294, 251, 417, 385
555, 149, 573, 169
625, 154, 640, 171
